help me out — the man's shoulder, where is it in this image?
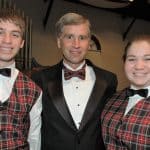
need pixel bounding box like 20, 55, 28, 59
90, 63, 116, 79
33, 62, 61, 76
31, 62, 62, 82
86, 59, 116, 76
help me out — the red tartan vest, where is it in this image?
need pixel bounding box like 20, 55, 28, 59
0, 72, 41, 150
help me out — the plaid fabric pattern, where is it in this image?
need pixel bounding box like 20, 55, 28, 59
0, 72, 41, 150
101, 88, 150, 150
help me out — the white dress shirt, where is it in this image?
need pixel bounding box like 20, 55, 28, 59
124, 85, 150, 115
0, 63, 42, 150
62, 61, 96, 129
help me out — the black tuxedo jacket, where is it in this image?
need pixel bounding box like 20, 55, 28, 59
31, 59, 118, 150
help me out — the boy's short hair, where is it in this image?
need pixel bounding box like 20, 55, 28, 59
0, 8, 25, 38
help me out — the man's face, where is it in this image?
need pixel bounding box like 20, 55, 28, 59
57, 23, 90, 69
124, 41, 150, 88
0, 21, 24, 67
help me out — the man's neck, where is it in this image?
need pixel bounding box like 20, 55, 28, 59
63, 60, 85, 70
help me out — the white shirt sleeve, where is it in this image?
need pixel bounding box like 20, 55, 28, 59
28, 91, 42, 150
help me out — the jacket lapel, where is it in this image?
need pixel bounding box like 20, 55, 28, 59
79, 67, 107, 130
47, 62, 76, 130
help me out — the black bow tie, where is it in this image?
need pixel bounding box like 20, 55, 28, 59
0, 68, 11, 77
126, 88, 148, 98
63, 64, 86, 80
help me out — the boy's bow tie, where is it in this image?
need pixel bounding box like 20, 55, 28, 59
0, 68, 11, 77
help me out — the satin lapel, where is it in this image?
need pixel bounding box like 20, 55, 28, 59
79, 68, 107, 130
47, 65, 76, 130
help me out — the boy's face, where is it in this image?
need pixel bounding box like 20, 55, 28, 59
124, 40, 150, 88
0, 21, 24, 67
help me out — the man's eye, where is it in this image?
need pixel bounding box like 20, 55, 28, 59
12, 33, 21, 38
127, 58, 136, 62
68, 35, 72, 39
144, 58, 150, 61
0, 30, 4, 35
79, 35, 88, 40
65, 35, 73, 39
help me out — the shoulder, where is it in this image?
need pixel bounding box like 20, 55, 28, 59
95, 66, 116, 77
17, 72, 42, 106
32, 62, 61, 76
18, 71, 41, 92
86, 59, 116, 77
89, 62, 117, 80
31, 62, 62, 87
103, 89, 127, 112
111, 88, 127, 99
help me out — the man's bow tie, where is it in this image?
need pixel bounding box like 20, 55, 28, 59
126, 88, 148, 98
0, 68, 11, 77
63, 64, 86, 80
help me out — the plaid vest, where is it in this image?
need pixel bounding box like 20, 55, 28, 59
101, 89, 150, 150
0, 72, 41, 150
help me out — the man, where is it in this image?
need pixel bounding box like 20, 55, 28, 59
101, 35, 150, 149
0, 8, 42, 149
32, 12, 117, 150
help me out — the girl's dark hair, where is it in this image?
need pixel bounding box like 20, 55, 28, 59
122, 34, 150, 62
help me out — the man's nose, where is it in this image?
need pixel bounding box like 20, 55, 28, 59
73, 38, 80, 48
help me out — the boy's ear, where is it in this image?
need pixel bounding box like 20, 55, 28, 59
57, 38, 61, 49
20, 40, 25, 48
